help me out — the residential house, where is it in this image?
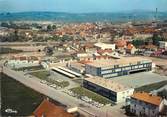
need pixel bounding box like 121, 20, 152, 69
33, 99, 74, 117
129, 92, 166, 117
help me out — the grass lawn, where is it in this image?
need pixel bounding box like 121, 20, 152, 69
70, 87, 112, 105
15, 65, 44, 71
30, 70, 50, 80
1, 73, 45, 116
47, 79, 70, 88
0, 47, 23, 54
30, 71, 69, 88
135, 80, 167, 92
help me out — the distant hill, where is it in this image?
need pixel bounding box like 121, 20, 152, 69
0, 11, 167, 22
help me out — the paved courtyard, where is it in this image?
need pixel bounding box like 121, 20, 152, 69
110, 72, 167, 88
49, 70, 79, 89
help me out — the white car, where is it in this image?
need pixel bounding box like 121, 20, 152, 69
5, 109, 18, 114
40, 80, 47, 84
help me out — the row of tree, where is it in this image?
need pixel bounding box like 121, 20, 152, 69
132, 33, 165, 47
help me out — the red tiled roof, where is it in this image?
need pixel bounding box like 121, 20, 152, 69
19, 56, 27, 61
140, 44, 157, 49
115, 40, 127, 48
30, 56, 39, 61
97, 49, 112, 55
33, 99, 74, 117
84, 43, 95, 48
131, 92, 162, 106
79, 60, 92, 64
127, 43, 134, 50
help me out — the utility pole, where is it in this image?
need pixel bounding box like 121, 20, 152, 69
155, 8, 158, 22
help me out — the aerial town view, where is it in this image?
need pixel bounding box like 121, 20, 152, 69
0, 0, 167, 117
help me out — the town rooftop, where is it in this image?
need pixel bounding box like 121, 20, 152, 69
85, 57, 152, 68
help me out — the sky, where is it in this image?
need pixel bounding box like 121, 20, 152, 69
0, 0, 167, 13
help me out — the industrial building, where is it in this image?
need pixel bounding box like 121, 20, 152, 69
85, 57, 152, 78
83, 76, 134, 103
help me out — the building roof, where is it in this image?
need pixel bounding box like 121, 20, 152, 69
131, 92, 162, 106
127, 43, 135, 50
97, 49, 113, 55
85, 76, 133, 92
94, 42, 115, 50
10, 55, 39, 61
140, 44, 157, 49
115, 39, 127, 48
33, 99, 74, 117
85, 57, 151, 68
83, 43, 95, 48
69, 62, 85, 70
78, 60, 92, 64
19, 56, 27, 61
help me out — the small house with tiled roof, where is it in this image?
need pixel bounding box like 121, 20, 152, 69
33, 99, 74, 117
129, 92, 166, 117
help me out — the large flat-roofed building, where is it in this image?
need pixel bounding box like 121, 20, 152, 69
83, 76, 134, 103
85, 57, 152, 78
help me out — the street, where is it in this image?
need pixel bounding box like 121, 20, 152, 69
1, 66, 128, 117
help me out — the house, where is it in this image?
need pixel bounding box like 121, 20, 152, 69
94, 42, 115, 51
7, 55, 40, 68
126, 43, 137, 54
33, 99, 74, 117
139, 44, 158, 51
115, 39, 127, 49
93, 49, 120, 60
75, 52, 93, 61
129, 92, 166, 117
82, 43, 96, 53
159, 41, 167, 50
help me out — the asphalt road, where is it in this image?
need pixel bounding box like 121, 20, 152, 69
2, 66, 114, 117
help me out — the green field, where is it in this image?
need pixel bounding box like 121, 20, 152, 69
1, 73, 45, 116
70, 87, 112, 105
30, 71, 69, 88
0, 47, 23, 54
135, 80, 167, 92
30, 70, 50, 80
15, 65, 44, 71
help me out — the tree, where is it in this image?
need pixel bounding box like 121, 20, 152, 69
44, 47, 54, 56
47, 25, 52, 31
132, 39, 145, 47
152, 33, 164, 46
1, 22, 9, 27
52, 25, 56, 30
158, 89, 167, 99
13, 29, 19, 41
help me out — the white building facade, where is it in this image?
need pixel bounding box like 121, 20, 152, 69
129, 92, 164, 117
85, 57, 152, 78
83, 77, 134, 103
159, 41, 167, 50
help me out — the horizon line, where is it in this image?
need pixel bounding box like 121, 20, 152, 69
1, 9, 167, 14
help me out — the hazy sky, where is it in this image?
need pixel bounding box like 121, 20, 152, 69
0, 0, 167, 13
